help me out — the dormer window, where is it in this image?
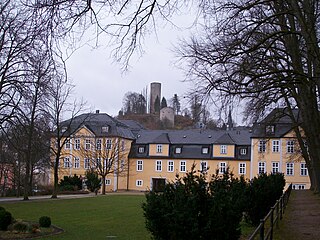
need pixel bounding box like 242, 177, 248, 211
61, 126, 67, 133
101, 126, 109, 133
175, 147, 182, 154
138, 147, 145, 153
266, 125, 275, 135
202, 147, 209, 154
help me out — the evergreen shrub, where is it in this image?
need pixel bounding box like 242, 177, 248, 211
39, 216, 51, 228
142, 165, 248, 240
0, 208, 13, 230
246, 173, 285, 225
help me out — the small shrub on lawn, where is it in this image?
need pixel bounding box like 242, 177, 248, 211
39, 216, 51, 228
11, 221, 30, 233
0, 208, 13, 230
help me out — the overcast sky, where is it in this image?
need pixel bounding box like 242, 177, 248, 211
65, 13, 196, 117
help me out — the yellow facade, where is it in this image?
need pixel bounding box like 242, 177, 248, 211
52, 125, 133, 192
251, 130, 310, 189
128, 157, 251, 191
148, 144, 170, 156
212, 144, 235, 158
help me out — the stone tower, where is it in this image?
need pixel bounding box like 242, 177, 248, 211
149, 82, 161, 114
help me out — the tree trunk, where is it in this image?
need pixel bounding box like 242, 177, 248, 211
51, 155, 60, 198
102, 175, 106, 194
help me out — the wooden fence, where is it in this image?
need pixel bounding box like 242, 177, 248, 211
248, 184, 292, 240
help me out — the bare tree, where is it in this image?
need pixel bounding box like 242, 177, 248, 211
79, 137, 130, 194
177, 1, 320, 192
46, 76, 87, 199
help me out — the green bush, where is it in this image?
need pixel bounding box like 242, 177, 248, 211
59, 174, 82, 191
0, 208, 13, 230
142, 165, 247, 240
11, 221, 30, 233
39, 216, 51, 228
246, 173, 285, 225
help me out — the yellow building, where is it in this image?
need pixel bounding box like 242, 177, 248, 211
52, 108, 310, 193
51, 112, 139, 192
128, 129, 252, 191
250, 108, 310, 189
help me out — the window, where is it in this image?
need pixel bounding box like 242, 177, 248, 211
180, 161, 186, 172
61, 126, 67, 133
156, 160, 162, 172
74, 139, 80, 150
258, 140, 266, 152
85, 139, 91, 150
167, 161, 174, 172
101, 126, 109, 133
202, 147, 209, 154
137, 160, 143, 171
266, 125, 275, 134
64, 157, 71, 168
219, 162, 226, 174
220, 145, 227, 154
106, 139, 112, 150
136, 180, 143, 187
239, 163, 246, 175
74, 157, 80, 168
65, 139, 71, 149
272, 161, 280, 173
175, 147, 182, 154
292, 184, 306, 190
240, 148, 247, 155
96, 139, 102, 150
258, 161, 266, 174
120, 159, 125, 171
286, 162, 294, 176
201, 161, 208, 173
105, 179, 111, 185
287, 140, 295, 153
84, 158, 90, 169
138, 147, 145, 153
272, 140, 280, 152
156, 144, 163, 153
300, 163, 308, 176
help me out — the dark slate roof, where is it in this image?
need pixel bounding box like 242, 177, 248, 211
60, 113, 136, 139
135, 128, 252, 145
252, 108, 301, 138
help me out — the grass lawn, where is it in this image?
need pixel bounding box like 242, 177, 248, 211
1, 195, 150, 240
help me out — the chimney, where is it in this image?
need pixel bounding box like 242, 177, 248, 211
96, 110, 100, 114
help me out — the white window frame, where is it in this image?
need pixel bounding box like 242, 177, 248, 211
105, 179, 111, 185
156, 144, 163, 153
240, 148, 247, 155
106, 139, 112, 150
175, 147, 182, 154
219, 162, 226, 174
74, 138, 80, 150
96, 139, 102, 150
137, 160, 143, 171
136, 180, 143, 187
239, 163, 246, 175
300, 162, 308, 176
74, 157, 80, 169
64, 157, 71, 168
272, 161, 280, 174
258, 161, 266, 174
138, 147, 145, 153
258, 140, 266, 153
65, 139, 71, 150
85, 139, 91, 150
156, 160, 162, 172
101, 126, 109, 133
180, 161, 186, 172
167, 160, 174, 172
84, 158, 90, 169
286, 162, 294, 176
272, 140, 280, 153
287, 140, 295, 153
220, 145, 227, 154
202, 147, 209, 154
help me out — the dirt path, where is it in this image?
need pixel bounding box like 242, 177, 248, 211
275, 190, 320, 240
